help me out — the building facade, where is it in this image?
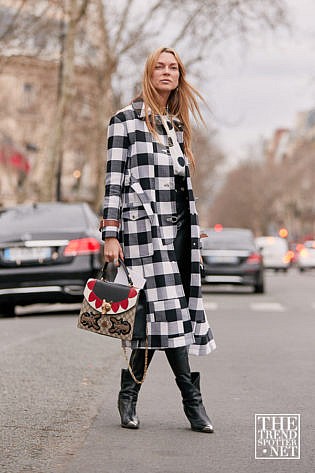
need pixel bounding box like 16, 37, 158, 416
0, 54, 101, 207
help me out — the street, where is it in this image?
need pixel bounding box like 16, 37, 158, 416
1, 269, 315, 473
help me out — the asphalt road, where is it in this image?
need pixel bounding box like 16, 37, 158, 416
0, 269, 314, 473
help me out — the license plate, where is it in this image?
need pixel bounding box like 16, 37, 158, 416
205, 275, 242, 283
207, 256, 238, 264
3, 247, 51, 261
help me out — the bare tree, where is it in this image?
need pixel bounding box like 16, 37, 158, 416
39, 0, 89, 201
83, 0, 288, 208
208, 132, 315, 239
191, 127, 225, 226
208, 157, 284, 235
0, 0, 288, 207
277, 141, 315, 239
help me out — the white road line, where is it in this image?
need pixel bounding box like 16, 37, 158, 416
203, 302, 218, 311
250, 302, 285, 312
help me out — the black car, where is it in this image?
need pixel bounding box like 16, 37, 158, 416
201, 228, 265, 293
0, 202, 103, 316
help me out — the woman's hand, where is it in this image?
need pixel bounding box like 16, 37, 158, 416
104, 238, 124, 266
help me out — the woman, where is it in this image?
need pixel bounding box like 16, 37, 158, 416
100, 47, 216, 433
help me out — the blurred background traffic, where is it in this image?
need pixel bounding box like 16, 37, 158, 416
0, 0, 314, 315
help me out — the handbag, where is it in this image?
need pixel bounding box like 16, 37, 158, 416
78, 259, 146, 340
78, 259, 148, 384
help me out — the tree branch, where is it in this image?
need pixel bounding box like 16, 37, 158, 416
0, 0, 28, 41
75, 0, 89, 23
117, 0, 166, 56
113, 0, 136, 49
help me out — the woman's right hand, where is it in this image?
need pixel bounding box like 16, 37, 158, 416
103, 237, 124, 266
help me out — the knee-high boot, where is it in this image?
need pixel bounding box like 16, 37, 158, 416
166, 347, 214, 433
118, 349, 154, 429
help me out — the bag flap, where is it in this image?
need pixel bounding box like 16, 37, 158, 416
83, 278, 139, 314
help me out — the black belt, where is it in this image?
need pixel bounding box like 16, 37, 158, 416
159, 177, 189, 228
175, 175, 186, 191
164, 210, 189, 229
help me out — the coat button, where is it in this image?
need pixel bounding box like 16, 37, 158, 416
178, 156, 185, 167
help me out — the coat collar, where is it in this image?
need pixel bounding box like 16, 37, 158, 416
131, 97, 183, 130
131, 97, 147, 120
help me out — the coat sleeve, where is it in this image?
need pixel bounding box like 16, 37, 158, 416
101, 114, 129, 240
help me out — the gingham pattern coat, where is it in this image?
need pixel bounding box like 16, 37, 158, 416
102, 98, 216, 356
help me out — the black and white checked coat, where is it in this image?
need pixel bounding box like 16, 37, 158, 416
102, 98, 216, 356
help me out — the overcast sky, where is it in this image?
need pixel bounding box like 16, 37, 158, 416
207, 0, 315, 165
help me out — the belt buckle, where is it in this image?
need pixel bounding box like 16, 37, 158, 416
166, 216, 178, 223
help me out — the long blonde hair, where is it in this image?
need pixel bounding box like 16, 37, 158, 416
141, 47, 205, 167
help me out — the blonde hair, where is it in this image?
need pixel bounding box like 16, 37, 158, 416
141, 47, 205, 167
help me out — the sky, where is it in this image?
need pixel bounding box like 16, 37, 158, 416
207, 0, 315, 166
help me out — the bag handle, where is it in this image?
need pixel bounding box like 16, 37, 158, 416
103, 259, 148, 384
122, 333, 149, 385
102, 258, 134, 286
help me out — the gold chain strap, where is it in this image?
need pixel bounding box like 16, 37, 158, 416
122, 331, 149, 385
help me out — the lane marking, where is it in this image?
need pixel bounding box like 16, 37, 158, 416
204, 301, 315, 312
250, 302, 285, 312
204, 302, 218, 311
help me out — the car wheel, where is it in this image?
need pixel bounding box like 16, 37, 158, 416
299, 267, 305, 273
254, 279, 265, 294
0, 303, 16, 317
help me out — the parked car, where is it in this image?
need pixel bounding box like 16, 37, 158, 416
0, 202, 103, 316
255, 236, 290, 272
201, 228, 265, 293
296, 240, 315, 272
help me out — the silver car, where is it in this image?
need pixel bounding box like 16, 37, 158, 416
296, 240, 315, 272
255, 236, 290, 272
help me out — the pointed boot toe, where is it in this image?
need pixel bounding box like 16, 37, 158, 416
121, 418, 140, 429
192, 422, 214, 433
118, 397, 140, 429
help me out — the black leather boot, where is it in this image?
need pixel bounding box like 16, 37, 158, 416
118, 349, 154, 429
166, 347, 214, 433
178, 372, 214, 433
118, 369, 140, 429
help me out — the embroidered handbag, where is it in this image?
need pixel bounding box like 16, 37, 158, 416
78, 259, 145, 341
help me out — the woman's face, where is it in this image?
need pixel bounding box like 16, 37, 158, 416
151, 52, 180, 97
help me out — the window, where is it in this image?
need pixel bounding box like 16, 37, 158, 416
21, 82, 36, 111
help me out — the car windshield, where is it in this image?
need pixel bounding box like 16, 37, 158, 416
256, 237, 288, 250
304, 241, 315, 249
0, 203, 88, 235
202, 231, 255, 250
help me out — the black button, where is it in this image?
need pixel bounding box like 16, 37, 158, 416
178, 156, 185, 167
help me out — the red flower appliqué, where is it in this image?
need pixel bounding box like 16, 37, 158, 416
87, 280, 137, 312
